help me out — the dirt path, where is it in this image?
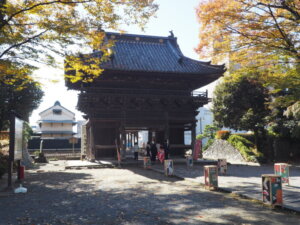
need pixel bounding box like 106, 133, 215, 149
0, 161, 299, 225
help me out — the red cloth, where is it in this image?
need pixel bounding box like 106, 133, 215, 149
157, 150, 165, 163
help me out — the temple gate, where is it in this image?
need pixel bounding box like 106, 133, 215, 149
66, 32, 224, 160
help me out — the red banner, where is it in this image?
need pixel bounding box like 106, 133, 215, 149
193, 139, 202, 160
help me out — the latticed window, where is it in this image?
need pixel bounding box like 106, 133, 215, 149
53, 109, 62, 115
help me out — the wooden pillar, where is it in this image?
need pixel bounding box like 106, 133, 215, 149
135, 132, 138, 144
191, 121, 196, 155
164, 112, 169, 142
148, 130, 152, 143
128, 133, 131, 147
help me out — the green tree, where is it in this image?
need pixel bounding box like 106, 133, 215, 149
212, 75, 269, 145
196, 125, 219, 151
0, 0, 158, 83
0, 70, 44, 131
197, 125, 219, 140
269, 101, 300, 139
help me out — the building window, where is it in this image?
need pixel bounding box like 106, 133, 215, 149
53, 109, 62, 115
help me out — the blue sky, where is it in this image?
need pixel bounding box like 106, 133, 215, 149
29, 0, 217, 124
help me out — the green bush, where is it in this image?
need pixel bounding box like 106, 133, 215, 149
234, 133, 255, 143
33, 150, 40, 156
227, 135, 256, 162
203, 138, 214, 151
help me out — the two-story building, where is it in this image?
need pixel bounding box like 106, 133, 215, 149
38, 101, 76, 139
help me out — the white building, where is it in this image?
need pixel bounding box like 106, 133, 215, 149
38, 101, 76, 139
196, 105, 214, 135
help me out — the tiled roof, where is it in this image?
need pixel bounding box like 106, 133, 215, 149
39, 101, 75, 116
92, 32, 225, 74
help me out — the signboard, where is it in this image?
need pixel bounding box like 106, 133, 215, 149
193, 139, 202, 160
218, 159, 227, 175
14, 117, 23, 160
186, 155, 193, 168
164, 160, 174, 176
204, 165, 218, 189
262, 174, 282, 206
274, 163, 289, 184
143, 157, 151, 169
69, 137, 78, 144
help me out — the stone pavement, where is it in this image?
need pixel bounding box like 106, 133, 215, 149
149, 160, 300, 213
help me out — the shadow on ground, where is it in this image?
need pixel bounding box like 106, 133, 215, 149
0, 167, 299, 225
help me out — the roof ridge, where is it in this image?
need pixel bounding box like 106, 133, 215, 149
39, 102, 75, 116
185, 56, 226, 70
105, 31, 175, 40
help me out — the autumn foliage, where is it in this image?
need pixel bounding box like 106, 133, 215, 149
196, 0, 300, 119
0, 0, 158, 83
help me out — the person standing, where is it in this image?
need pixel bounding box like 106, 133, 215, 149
146, 141, 151, 157
163, 139, 169, 160
150, 141, 157, 163
133, 142, 139, 160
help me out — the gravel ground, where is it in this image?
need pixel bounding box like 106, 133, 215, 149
0, 161, 300, 225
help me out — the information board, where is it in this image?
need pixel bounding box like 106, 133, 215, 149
193, 139, 202, 160
14, 117, 23, 160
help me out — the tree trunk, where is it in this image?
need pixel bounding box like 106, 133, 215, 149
254, 128, 259, 151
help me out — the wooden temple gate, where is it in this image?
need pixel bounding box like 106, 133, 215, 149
66, 32, 224, 160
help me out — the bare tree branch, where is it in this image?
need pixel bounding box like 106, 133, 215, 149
1, 0, 91, 30
0, 29, 48, 58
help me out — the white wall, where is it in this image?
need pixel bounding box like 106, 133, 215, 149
40, 123, 73, 132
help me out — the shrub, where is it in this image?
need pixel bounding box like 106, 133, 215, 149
203, 139, 214, 151
0, 151, 8, 179
33, 150, 40, 157
216, 130, 231, 140
234, 133, 255, 143
227, 135, 256, 162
